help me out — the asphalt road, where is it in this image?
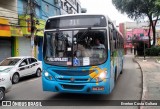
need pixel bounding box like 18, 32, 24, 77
2, 55, 142, 109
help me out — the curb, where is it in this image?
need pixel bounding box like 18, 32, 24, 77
133, 58, 146, 109
135, 56, 159, 59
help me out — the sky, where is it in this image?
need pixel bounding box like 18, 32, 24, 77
80, 0, 134, 25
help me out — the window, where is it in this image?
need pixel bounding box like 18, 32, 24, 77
0, 59, 20, 66
29, 58, 37, 64
44, 30, 107, 66
45, 4, 49, 13
61, 1, 63, 9
19, 59, 28, 67
54, 0, 59, 5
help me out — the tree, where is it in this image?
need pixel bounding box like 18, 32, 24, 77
112, 0, 160, 46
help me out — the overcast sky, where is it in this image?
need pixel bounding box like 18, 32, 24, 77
80, 0, 134, 25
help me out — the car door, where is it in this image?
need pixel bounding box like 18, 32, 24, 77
28, 58, 39, 75
18, 58, 30, 77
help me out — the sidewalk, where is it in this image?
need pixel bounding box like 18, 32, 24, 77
134, 57, 160, 108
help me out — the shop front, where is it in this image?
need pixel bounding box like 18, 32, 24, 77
0, 18, 12, 61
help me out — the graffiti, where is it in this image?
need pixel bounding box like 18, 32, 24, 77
89, 66, 107, 85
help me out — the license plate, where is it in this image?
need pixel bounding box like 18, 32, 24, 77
92, 86, 104, 91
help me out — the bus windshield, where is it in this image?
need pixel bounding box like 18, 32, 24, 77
43, 29, 107, 66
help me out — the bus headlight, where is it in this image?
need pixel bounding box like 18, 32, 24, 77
99, 71, 106, 80
44, 72, 49, 76
44, 71, 54, 81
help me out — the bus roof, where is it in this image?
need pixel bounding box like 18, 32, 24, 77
48, 13, 110, 21
47, 13, 123, 38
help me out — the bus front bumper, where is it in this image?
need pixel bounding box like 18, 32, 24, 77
42, 77, 110, 94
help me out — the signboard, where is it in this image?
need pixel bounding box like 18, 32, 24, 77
19, 15, 45, 37
11, 26, 23, 37
157, 38, 160, 46
0, 18, 11, 37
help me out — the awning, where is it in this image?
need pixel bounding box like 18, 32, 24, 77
0, 18, 11, 37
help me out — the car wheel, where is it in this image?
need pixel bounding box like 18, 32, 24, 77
36, 69, 41, 77
12, 73, 19, 84
0, 88, 5, 101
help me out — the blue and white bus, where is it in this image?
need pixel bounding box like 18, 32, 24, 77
42, 14, 124, 94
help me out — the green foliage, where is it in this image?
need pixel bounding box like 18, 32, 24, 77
112, 0, 159, 20
146, 46, 160, 56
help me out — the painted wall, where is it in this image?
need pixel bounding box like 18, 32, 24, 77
126, 28, 150, 38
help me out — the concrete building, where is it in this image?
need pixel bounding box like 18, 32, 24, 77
119, 21, 151, 49
17, 0, 82, 61
0, 0, 82, 61
17, 0, 62, 60
60, 0, 81, 15
0, 0, 19, 61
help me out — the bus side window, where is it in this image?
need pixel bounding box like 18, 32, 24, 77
113, 30, 117, 50
109, 28, 114, 56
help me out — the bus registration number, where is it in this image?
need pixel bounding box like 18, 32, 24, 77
92, 86, 104, 91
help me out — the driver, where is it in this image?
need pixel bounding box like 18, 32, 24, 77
92, 38, 105, 49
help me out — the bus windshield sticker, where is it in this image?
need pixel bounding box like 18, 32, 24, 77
67, 61, 72, 65
83, 57, 90, 65
67, 48, 71, 51
73, 58, 80, 66
47, 58, 68, 62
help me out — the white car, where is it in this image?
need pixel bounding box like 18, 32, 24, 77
0, 72, 12, 101
0, 56, 42, 84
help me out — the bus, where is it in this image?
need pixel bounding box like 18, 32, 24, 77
42, 14, 124, 94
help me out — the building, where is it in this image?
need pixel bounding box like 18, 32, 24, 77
17, 0, 62, 60
119, 21, 151, 49
0, 0, 19, 61
18, 0, 82, 61
60, 0, 81, 14
0, 0, 82, 61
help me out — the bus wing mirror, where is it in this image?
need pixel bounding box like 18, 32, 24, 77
113, 31, 116, 40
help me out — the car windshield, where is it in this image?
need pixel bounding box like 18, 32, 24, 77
0, 58, 21, 66
43, 29, 107, 66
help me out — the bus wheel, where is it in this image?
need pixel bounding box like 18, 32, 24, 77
114, 71, 117, 84
120, 63, 123, 74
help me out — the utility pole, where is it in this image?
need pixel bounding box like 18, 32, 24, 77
29, 0, 36, 57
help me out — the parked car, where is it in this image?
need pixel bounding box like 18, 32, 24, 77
0, 56, 42, 84
0, 71, 12, 101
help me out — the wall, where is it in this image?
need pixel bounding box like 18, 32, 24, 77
41, 0, 61, 20
60, 0, 81, 14
0, 0, 18, 24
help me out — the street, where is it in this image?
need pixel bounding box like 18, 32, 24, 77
2, 55, 142, 109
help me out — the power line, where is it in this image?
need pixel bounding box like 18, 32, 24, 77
0, 2, 27, 11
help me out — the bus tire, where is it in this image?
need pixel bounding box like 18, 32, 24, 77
120, 63, 123, 74
114, 68, 117, 84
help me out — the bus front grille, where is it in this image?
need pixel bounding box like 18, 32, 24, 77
61, 84, 84, 90
53, 70, 94, 76
58, 78, 89, 82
